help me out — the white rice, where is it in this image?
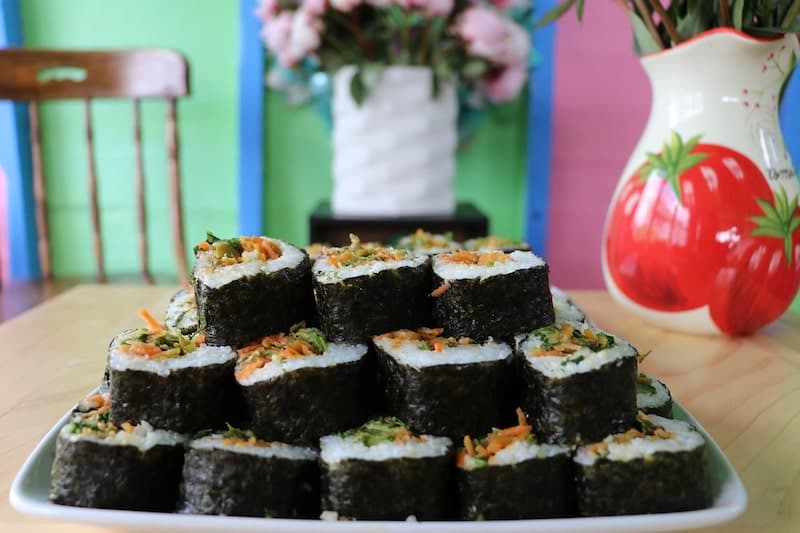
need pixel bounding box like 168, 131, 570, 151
194, 238, 306, 289
164, 288, 198, 332
238, 343, 367, 386
519, 320, 636, 379
433, 250, 545, 281
374, 337, 511, 368
551, 286, 590, 324
109, 339, 236, 378
320, 434, 452, 465
60, 419, 185, 451
461, 440, 569, 470
313, 252, 427, 284
190, 434, 318, 460
637, 373, 672, 409
574, 416, 704, 466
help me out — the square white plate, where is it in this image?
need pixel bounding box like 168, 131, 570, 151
10, 401, 746, 533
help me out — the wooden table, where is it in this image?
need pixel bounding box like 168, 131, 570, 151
2, 284, 799, 532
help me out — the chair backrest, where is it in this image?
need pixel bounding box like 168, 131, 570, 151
0, 48, 191, 283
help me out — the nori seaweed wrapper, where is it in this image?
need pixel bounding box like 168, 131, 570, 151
432, 264, 554, 341
241, 358, 367, 445
456, 454, 573, 520
375, 344, 514, 439
575, 445, 712, 516
322, 455, 453, 520
637, 374, 673, 418
195, 254, 314, 348
314, 261, 432, 343
521, 355, 638, 444
110, 359, 236, 434
50, 436, 184, 511
178, 444, 319, 518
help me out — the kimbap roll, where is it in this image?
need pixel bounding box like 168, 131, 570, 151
236, 325, 368, 445
463, 235, 531, 253
313, 235, 431, 342
456, 409, 572, 520
109, 310, 237, 433
374, 328, 513, 439
518, 321, 637, 444
320, 417, 453, 521
431, 250, 554, 340
50, 393, 185, 511
637, 372, 673, 418
396, 229, 460, 255
193, 233, 314, 347
574, 413, 712, 516
551, 286, 591, 324
164, 287, 199, 336
178, 426, 319, 518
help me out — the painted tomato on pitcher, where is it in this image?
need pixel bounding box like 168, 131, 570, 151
605, 131, 800, 334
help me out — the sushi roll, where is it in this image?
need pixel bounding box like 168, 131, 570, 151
463, 235, 531, 253
455, 409, 572, 520
236, 325, 368, 445
431, 250, 554, 340
320, 417, 453, 521
164, 287, 199, 336
178, 426, 319, 518
551, 286, 591, 324
637, 372, 673, 418
313, 234, 431, 342
396, 229, 460, 255
193, 233, 314, 347
517, 321, 638, 444
50, 393, 185, 511
574, 413, 712, 516
374, 328, 513, 439
109, 310, 237, 433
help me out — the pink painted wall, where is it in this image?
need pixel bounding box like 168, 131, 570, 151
546, 3, 651, 288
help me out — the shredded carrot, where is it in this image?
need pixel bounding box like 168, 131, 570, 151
463, 435, 475, 456
497, 425, 531, 438
196, 241, 212, 251
430, 281, 451, 298
433, 341, 444, 352
138, 308, 163, 332
516, 407, 527, 427
455, 449, 467, 468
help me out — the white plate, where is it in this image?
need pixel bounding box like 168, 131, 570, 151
10, 401, 746, 533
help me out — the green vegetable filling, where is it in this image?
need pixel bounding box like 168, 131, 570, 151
340, 417, 415, 447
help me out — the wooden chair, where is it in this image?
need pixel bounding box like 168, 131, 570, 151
0, 48, 190, 283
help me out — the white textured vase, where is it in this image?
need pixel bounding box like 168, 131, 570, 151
331, 66, 457, 217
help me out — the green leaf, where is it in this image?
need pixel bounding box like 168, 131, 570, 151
751, 226, 786, 239
576, 0, 586, 21
775, 187, 791, 222
536, 0, 577, 28
732, 0, 745, 29
756, 197, 783, 222
630, 12, 663, 55
461, 60, 488, 79
349, 68, 367, 106
789, 216, 800, 234
682, 133, 704, 156
675, 153, 708, 174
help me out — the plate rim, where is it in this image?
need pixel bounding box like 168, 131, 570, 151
10, 398, 747, 533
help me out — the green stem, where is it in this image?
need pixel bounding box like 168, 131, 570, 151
720, 0, 731, 27
781, 0, 800, 29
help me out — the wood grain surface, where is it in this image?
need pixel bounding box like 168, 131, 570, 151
1, 285, 798, 532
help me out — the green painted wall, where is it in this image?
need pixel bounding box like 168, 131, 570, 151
263, 93, 529, 247
21, 0, 239, 278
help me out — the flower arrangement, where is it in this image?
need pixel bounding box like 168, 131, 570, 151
539, 1, 800, 55
255, 0, 534, 105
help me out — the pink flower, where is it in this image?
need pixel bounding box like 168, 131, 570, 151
423, 0, 454, 17
331, 0, 361, 12
302, 0, 327, 16
254, 0, 279, 21
281, 10, 324, 66
456, 5, 530, 66
261, 11, 293, 55
484, 64, 527, 102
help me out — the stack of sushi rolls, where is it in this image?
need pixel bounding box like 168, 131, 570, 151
234, 325, 368, 444
517, 320, 638, 444
396, 228, 461, 255
178, 425, 319, 518
431, 250, 554, 340
313, 234, 431, 342
455, 409, 572, 520
108, 310, 237, 433
319, 417, 453, 520
50, 393, 186, 511
164, 287, 199, 335
193, 233, 314, 347
374, 327, 513, 439
463, 235, 531, 252
574, 412, 712, 516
